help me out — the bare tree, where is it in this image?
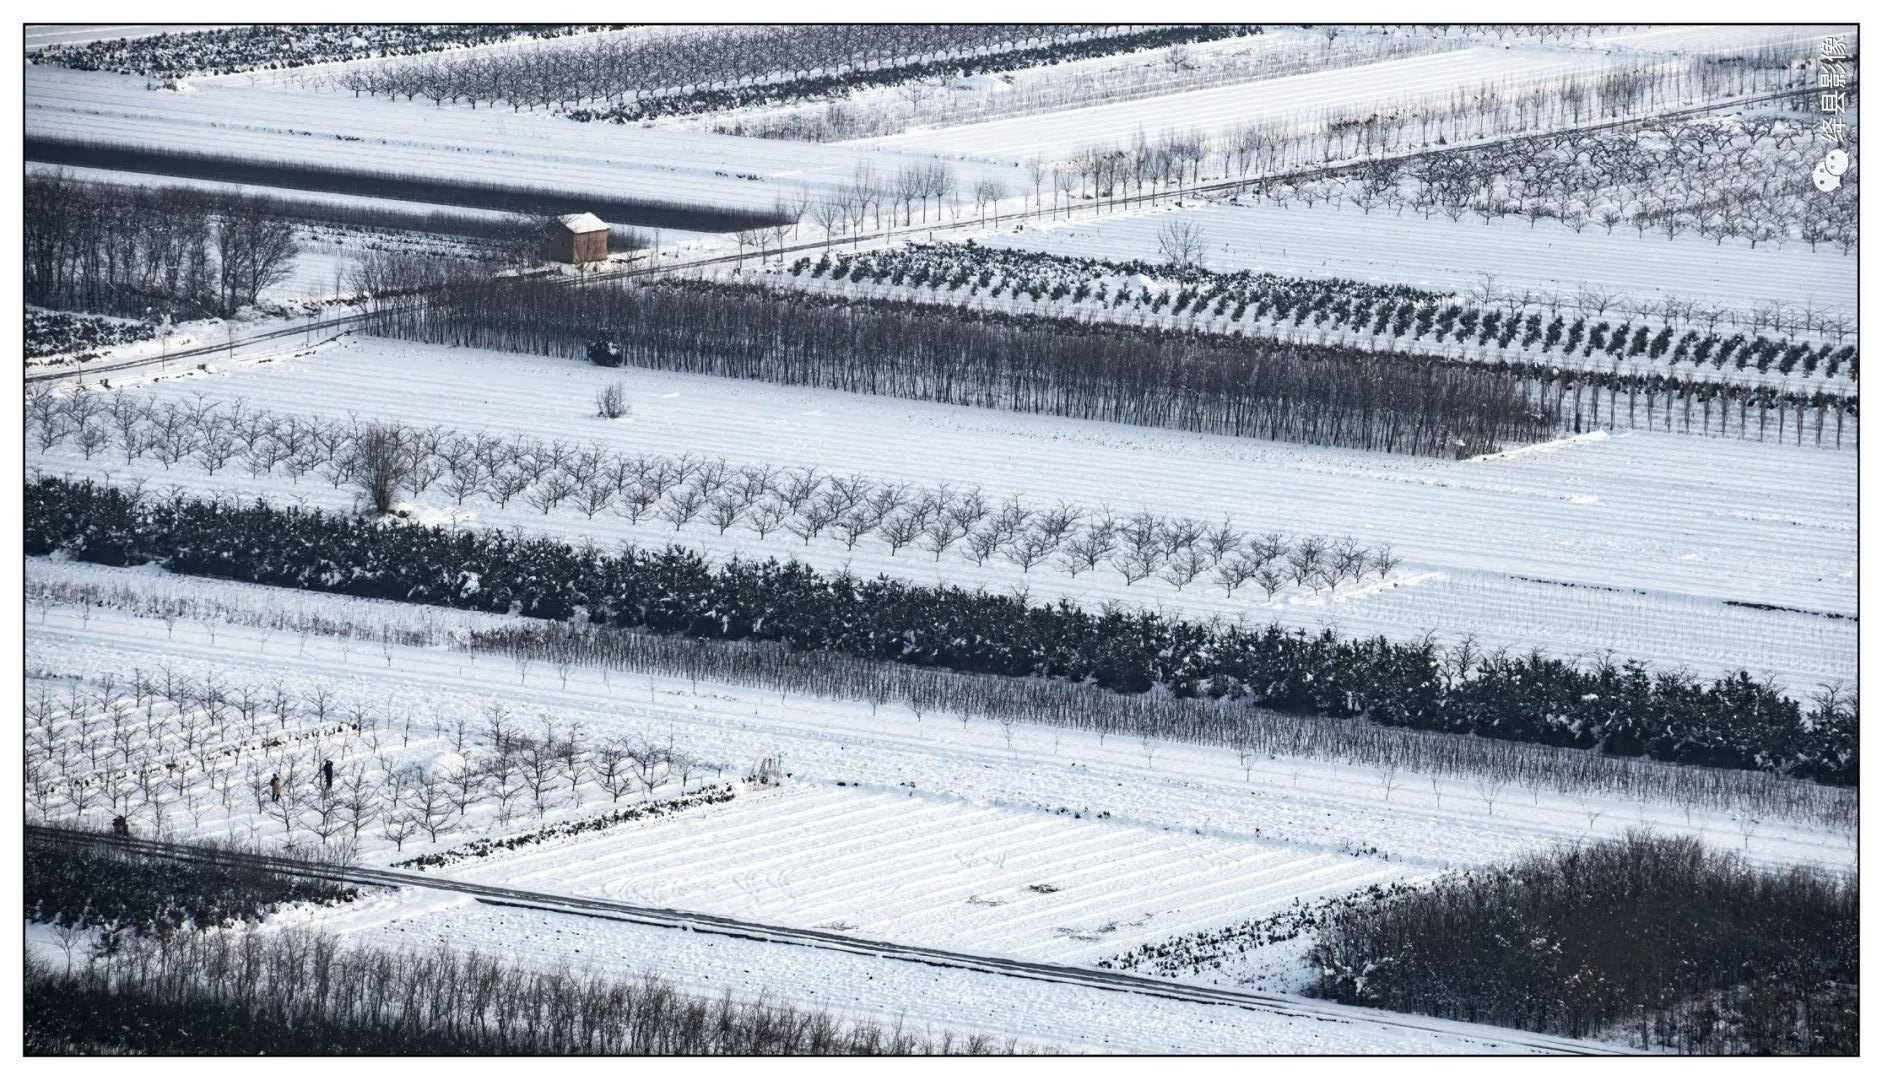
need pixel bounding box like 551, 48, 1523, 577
1157, 219, 1206, 269
351, 423, 410, 515
595, 382, 629, 419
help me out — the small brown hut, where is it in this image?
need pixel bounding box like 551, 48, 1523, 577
545, 212, 609, 264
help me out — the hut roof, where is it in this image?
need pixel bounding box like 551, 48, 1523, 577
557, 212, 608, 234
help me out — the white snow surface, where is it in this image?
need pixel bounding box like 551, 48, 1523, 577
23, 590, 1851, 1050
34, 337, 1855, 694
980, 200, 1857, 320
26, 64, 1022, 217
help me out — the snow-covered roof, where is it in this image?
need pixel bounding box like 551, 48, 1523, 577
557, 212, 608, 234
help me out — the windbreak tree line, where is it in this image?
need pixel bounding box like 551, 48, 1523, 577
26, 478, 1855, 785
371, 277, 1550, 457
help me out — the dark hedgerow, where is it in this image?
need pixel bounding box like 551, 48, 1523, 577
24, 137, 789, 234
25, 825, 358, 938
1309, 832, 1859, 1054
25, 478, 1856, 785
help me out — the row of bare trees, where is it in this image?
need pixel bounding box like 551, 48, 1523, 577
722, 31, 1472, 142
24, 666, 728, 857
932, 52, 1820, 230
373, 277, 1550, 456
24, 173, 299, 319
1272, 113, 1862, 259
24, 923, 1012, 1053
28, 390, 1400, 598
335, 25, 1107, 112
19, 571, 1858, 833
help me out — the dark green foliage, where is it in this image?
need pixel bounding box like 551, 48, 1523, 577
26, 478, 1856, 784
24, 309, 155, 360
1310, 832, 1858, 1054
25, 827, 357, 936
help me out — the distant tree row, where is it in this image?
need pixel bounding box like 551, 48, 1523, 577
24, 915, 1007, 1054
26, 478, 1857, 785
564, 26, 1267, 125
373, 277, 1549, 458
375, 276, 1857, 449
336, 25, 1181, 114
1299, 111, 1860, 256
28, 24, 616, 79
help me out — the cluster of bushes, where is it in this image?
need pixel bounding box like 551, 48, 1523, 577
375, 276, 1550, 458
392, 783, 735, 870
25, 478, 1857, 785
787, 243, 1856, 383
1100, 880, 1420, 980
566, 26, 1261, 124
25, 927, 1011, 1054
25, 309, 155, 361
28, 24, 615, 78
1311, 832, 1859, 1053
25, 826, 357, 938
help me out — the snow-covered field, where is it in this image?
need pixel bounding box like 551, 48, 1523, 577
979, 200, 1858, 323
23, 22, 1860, 1055
21, 571, 1853, 1048
862, 36, 1720, 163
34, 337, 1854, 694
24, 64, 1020, 218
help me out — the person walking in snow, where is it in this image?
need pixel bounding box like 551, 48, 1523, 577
322, 759, 335, 791
269, 773, 283, 803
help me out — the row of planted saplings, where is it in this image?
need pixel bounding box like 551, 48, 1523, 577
27, 390, 1401, 599
25, 671, 722, 853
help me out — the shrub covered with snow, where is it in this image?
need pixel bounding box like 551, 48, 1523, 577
25, 477, 1858, 785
